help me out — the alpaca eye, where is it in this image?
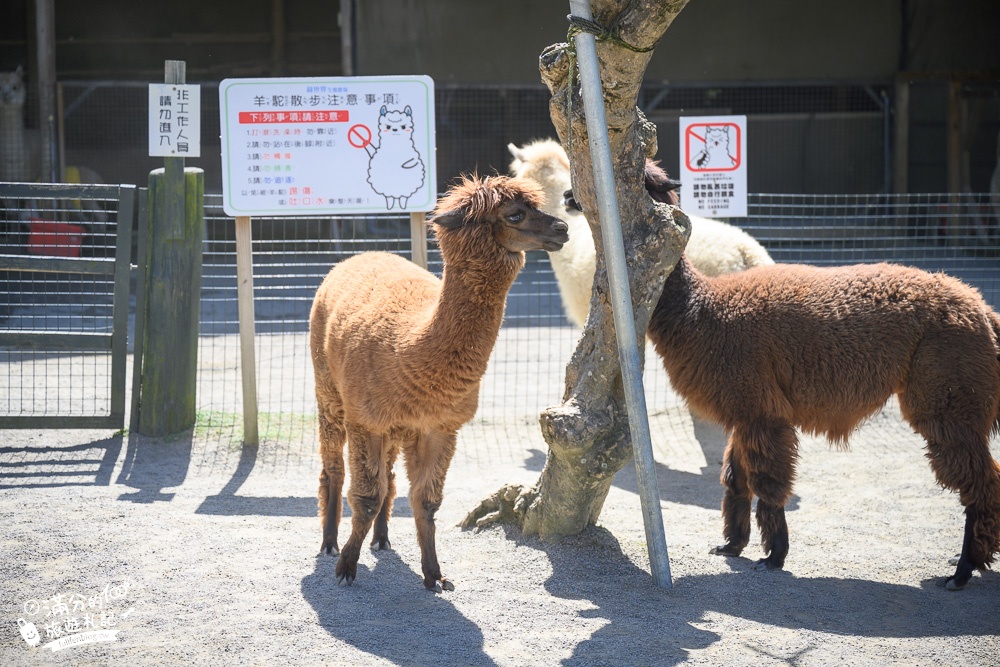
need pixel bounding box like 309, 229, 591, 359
506, 212, 524, 224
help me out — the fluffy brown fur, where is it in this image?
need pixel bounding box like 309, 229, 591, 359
310, 174, 567, 591
648, 256, 1000, 590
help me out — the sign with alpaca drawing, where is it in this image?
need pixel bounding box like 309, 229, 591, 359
678, 116, 748, 217
219, 76, 436, 216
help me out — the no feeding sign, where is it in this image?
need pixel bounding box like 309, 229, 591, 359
678, 115, 748, 218
219, 76, 437, 217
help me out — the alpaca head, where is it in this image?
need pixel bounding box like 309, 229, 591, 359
643, 159, 682, 206
507, 139, 572, 210
0, 66, 26, 107
430, 174, 569, 264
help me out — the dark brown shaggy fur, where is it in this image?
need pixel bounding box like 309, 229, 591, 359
648, 256, 1000, 590
309, 174, 567, 591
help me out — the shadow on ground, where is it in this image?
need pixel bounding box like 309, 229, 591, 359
0, 434, 123, 488
302, 551, 496, 667
526, 526, 1000, 666
521, 411, 803, 513
116, 432, 193, 503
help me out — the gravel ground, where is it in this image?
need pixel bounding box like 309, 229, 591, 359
2, 391, 999, 666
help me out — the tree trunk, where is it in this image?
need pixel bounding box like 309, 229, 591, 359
462, 0, 691, 539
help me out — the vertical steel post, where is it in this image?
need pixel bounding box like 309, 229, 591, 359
567, 0, 672, 588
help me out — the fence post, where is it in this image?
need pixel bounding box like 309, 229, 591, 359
138, 166, 204, 436
410, 212, 428, 269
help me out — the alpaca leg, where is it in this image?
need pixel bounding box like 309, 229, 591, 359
710, 440, 752, 557
754, 502, 789, 571
336, 426, 391, 585
922, 437, 1000, 590
404, 429, 457, 591
317, 392, 346, 556
739, 420, 799, 570
371, 440, 400, 551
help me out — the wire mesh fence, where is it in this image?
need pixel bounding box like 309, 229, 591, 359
193, 193, 1000, 464
0, 189, 126, 421
46, 80, 955, 196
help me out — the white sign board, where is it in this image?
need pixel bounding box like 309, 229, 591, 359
219, 76, 436, 217
678, 115, 747, 217
148, 84, 201, 157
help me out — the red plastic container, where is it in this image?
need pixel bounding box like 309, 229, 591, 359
27, 220, 84, 257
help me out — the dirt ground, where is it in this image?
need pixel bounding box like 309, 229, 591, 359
2, 390, 999, 666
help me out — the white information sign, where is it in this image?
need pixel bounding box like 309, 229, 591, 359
148, 84, 201, 157
678, 115, 747, 218
219, 76, 436, 217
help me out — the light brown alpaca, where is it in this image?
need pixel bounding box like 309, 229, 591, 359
310, 174, 568, 591
648, 256, 1000, 590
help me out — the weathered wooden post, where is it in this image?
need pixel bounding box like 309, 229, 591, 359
137, 60, 204, 436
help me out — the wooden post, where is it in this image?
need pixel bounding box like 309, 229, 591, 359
340, 0, 355, 76
235, 216, 259, 446
137, 60, 204, 436
35, 0, 56, 182
892, 78, 909, 195
947, 80, 962, 243
270, 0, 286, 76
409, 211, 427, 269
138, 167, 204, 436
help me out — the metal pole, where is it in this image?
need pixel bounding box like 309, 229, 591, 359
567, 0, 672, 588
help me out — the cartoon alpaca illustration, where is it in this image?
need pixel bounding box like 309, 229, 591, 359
364, 105, 426, 210
695, 125, 737, 169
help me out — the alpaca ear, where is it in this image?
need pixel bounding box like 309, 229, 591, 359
404, 105, 412, 116
431, 210, 466, 230
380, 105, 387, 116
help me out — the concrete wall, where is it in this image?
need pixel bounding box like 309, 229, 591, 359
355, 0, 901, 83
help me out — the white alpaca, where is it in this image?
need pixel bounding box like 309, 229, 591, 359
0, 67, 39, 183
508, 138, 773, 327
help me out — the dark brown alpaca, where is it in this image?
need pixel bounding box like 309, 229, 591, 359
647, 256, 1000, 590
309, 174, 568, 591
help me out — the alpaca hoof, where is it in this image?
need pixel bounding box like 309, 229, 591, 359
948, 554, 961, 566
335, 557, 356, 586
752, 557, 783, 572
945, 577, 965, 591
371, 535, 391, 551
709, 544, 743, 557
321, 538, 339, 556
426, 577, 455, 593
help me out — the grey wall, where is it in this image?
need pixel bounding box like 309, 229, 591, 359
355, 0, 902, 83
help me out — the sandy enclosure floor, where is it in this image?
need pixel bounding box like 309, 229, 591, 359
2, 390, 1000, 666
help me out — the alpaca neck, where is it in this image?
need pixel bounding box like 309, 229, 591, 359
410, 252, 523, 389
652, 255, 709, 339
0, 103, 31, 182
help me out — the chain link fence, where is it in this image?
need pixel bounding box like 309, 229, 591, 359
192, 194, 1000, 461
47, 80, 948, 195
2, 80, 999, 460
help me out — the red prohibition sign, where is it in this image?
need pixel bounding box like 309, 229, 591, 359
347, 124, 372, 149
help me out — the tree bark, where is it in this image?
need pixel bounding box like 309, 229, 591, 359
463, 0, 691, 539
